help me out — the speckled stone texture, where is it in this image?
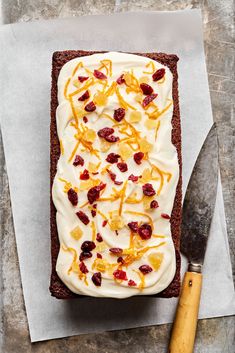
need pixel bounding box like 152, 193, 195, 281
0, 1, 234, 352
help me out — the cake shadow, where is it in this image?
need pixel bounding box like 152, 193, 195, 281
63, 296, 159, 329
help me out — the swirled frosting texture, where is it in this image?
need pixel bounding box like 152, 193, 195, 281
52, 52, 179, 298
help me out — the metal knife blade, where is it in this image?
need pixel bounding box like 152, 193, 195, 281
181, 124, 218, 270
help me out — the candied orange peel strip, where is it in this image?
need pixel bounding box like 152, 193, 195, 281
125, 192, 144, 204
69, 78, 94, 98
147, 101, 172, 120
146, 161, 172, 195
91, 221, 96, 242
64, 77, 71, 99
143, 61, 156, 74
105, 81, 116, 97
133, 270, 145, 290
64, 62, 85, 98
68, 141, 80, 162
98, 59, 113, 77
60, 139, 64, 155
72, 61, 84, 76
58, 177, 78, 193
125, 210, 154, 229
118, 181, 128, 216
123, 243, 166, 268
115, 86, 136, 110
155, 121, 161, 141
61, 244, 88, 285
124, 71, 141, 94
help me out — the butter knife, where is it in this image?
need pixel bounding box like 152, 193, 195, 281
169, 124, 218, 353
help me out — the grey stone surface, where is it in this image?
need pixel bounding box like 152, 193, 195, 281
0, 0, 234, 352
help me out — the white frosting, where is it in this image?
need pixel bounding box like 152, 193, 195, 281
52, 52, 179, 298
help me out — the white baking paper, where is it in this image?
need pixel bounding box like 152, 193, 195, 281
0, 10, 234, 342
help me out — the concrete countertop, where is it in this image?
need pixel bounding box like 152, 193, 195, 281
0, 1, 234, 352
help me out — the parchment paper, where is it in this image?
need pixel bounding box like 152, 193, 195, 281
0, 10, 234, 342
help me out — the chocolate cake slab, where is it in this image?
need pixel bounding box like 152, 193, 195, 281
50, 51, 182, 299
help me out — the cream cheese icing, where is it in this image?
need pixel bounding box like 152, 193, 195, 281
52, 52, 179, 298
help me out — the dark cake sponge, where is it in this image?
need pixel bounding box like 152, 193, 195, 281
50, 50, 182, 299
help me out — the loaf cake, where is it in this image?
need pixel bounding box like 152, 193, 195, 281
50, 51, 182, 299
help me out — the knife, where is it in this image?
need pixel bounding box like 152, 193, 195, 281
168, 124, 218, 353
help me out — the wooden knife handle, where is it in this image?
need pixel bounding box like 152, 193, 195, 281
168, 271, 202, 353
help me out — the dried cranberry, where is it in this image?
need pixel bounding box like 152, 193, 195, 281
93, 70, 107, 80
150, 200, 159, 209
104, 135, 120, 143
81, 240, 96, 252
96, 233, 103, 242
107, 170, 123, 185
97, 127, 114, 138
76, 211, 90, 225
87, 183, 106, 204
83, 116, 88, 123
78, 90, 90, 101
116, 74, 125, 84
73, 154, 84, 167
134, 152, 144, 165
113, 269, 128, 281
128, 174, 139, 183
138, 223, 152, 240
117, 256, 124, 264
67, 188, 78, 206
142, 183, 156, 196
117, 162, 128, 172
78, 76, 89, 83
114, 108, 125, 122
80, 169, 90, 180
140, 83, 154, 95
97, 253, 102, 259
102, 220, 108, 227
85, 101, 96, 112
79, 261, 88, 274
115, 180, 123, 185
128, 222, 139, 233
92, 272, 102, 286
142, 94, 158, 108
91, 204, 97, 217
139, 264, 153, 274
106, 153, 120, 164
128, 279, 137, 286
109, 248, 123, 255
152, 68, 165, 82
161, 213, 171, 220
107, 169, 117, 182
79, 251, 92, 261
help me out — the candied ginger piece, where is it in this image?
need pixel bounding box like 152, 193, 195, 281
143, 195, 155, 210
94, 91, 108, 106
148, 252, 164, 270
88, 162, 100, 173
84, 129, 96, 143
139, 138, 153, 153
100, 139, 112, 152
110, 211, 125, 231
118, 142, 133, 161
70, 226, 83, 240
129, 111, 142, 123
141, 168, 152, 183
144, 119, 158, 130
